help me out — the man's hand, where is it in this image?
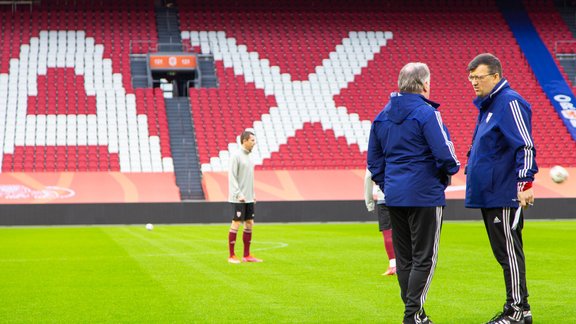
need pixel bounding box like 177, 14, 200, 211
517, 188, 534, 208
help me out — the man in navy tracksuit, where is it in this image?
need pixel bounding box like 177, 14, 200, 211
465, 53, 537, 324
368, 62, 460, 324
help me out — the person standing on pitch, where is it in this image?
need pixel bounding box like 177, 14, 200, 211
364, 169, 396, 276
228, 130, 262, 264
465, 53, 537, 324
368, 62, 460, 324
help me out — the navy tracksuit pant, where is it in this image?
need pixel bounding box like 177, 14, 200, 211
389, 206, 443, 324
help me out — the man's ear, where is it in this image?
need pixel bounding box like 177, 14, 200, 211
423, 80, 430, 94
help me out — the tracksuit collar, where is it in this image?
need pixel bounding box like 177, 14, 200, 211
473, 78, 509, 110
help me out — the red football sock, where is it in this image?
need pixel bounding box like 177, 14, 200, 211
382, 229, 395, 260
228, 229, 238, 258
243, 229, 252, 257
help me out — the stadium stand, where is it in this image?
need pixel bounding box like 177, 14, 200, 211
0, 0, 575, 200
525, 0, 576, 86
180, 0, 576, 172
0, 1, 173, 173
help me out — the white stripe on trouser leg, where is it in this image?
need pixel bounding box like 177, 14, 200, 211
418, 207, 443, 315
503, 208, 522, 310
511, 207, 521, 230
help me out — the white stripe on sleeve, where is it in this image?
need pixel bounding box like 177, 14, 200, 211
509, 100, 534, 179
434, 111, 460, 165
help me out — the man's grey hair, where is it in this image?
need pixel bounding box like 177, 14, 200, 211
398, 62, 430, 94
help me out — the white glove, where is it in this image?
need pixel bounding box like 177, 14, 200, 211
365, 199, 375, 212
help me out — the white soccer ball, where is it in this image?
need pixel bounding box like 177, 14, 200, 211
145, 223, 154, 231
550, 165, 569, 183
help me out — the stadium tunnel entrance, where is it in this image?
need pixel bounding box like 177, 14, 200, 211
152, 70, 198, 97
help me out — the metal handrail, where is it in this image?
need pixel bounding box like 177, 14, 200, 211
555, 40, 576, 56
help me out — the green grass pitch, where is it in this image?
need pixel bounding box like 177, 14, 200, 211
0, 220, 574, 323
